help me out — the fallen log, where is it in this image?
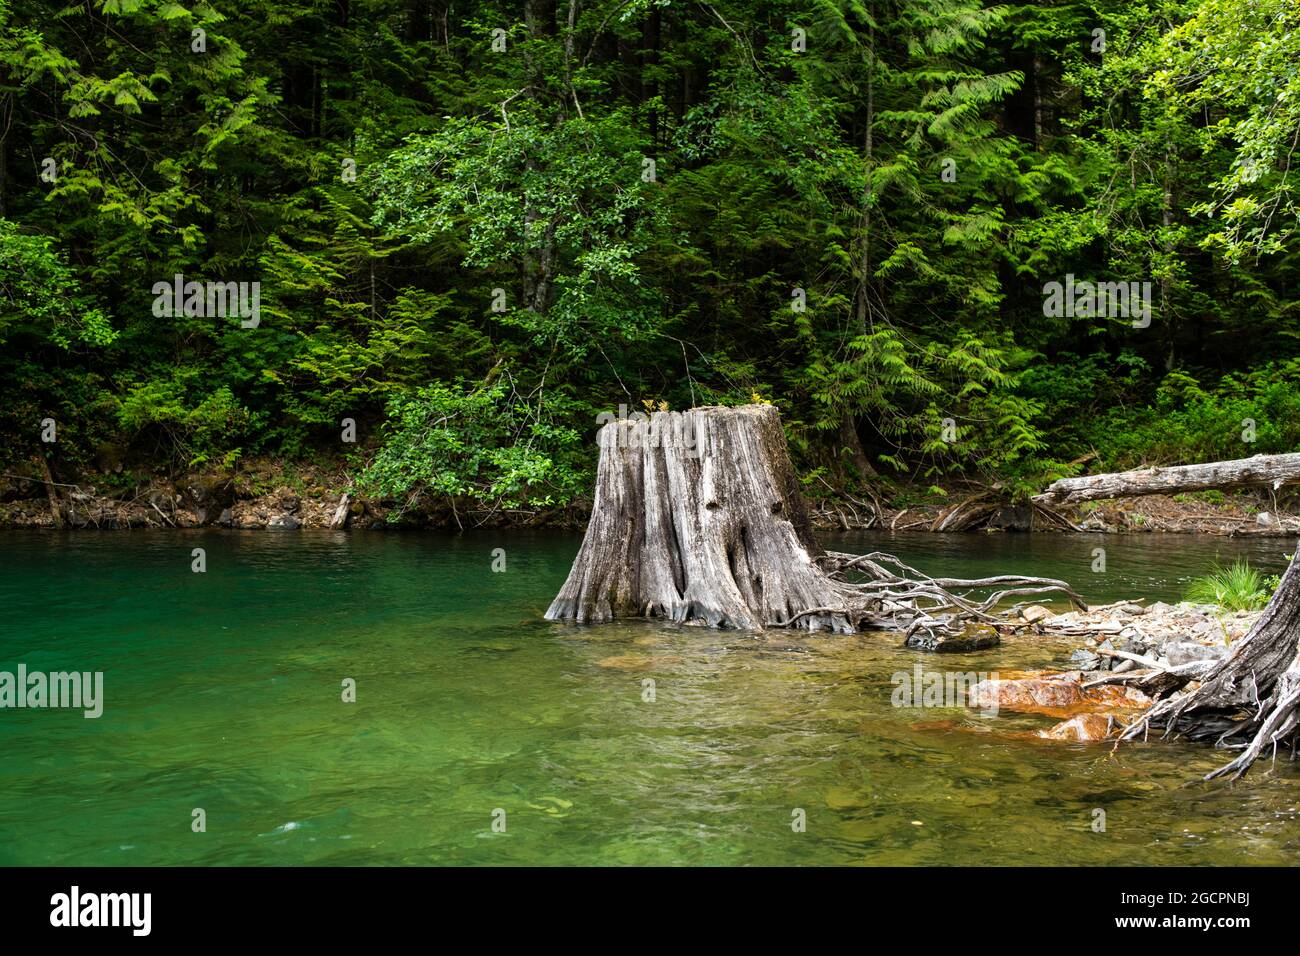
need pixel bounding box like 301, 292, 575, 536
1032, 452, 1300, 505
545, 405, 1083, 637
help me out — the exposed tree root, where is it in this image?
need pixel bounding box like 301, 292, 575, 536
930, 494, 995, 531
817, 550, 1086, 638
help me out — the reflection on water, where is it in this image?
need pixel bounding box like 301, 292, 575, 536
0, 529, 1297, 865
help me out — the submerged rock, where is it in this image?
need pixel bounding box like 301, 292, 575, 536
595, 653, 657, 669
968, 672, 1085, 716
1038, 713, 1115, 741
904, 629, 1000, 653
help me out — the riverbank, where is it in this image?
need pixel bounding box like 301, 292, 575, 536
3, 457, 1298, 534
807, 489, 1300, 536
970, 599, 1262, 742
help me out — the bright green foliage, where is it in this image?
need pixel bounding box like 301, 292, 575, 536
0, 0, 1296, 517
1149, 0, 1300, 262
372, 112, 662, 353
359, 378, 586, 518
0, 219, 114, 350
1087, 365, 1300, 466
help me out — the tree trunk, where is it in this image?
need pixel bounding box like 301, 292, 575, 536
547, 406, 1085, 636
38, 455, 64, 529
839, 412, 877, 480
854, 14, 875, 334
545, 405, 856, 632
1032, 52, 1044, 149
1033, 453, 1300, 505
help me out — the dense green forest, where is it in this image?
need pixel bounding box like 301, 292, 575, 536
1, 0, 1297, 520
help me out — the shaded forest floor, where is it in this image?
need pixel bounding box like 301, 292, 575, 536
3, 456, 1298, 535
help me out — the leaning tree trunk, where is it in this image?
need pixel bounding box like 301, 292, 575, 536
546, 405, 856, 632
546, 405, 1084, 636
1124, 546, 1300, 779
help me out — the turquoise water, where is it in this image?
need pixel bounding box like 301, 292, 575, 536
1, 529, 1297, 866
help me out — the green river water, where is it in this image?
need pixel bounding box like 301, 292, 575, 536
1, 529, 1298, 866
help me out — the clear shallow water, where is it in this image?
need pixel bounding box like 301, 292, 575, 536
0, 529, 1297, 866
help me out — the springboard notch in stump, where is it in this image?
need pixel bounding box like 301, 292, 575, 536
545, 405, 855, 632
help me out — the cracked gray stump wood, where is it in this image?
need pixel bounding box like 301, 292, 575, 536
545, 405, 855, 632
1032, 452, 1300, 505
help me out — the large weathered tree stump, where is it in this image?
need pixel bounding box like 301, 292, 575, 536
546, 405, 1084, 635
545, 405, 855, 631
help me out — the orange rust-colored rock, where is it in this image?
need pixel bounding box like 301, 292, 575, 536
967, 670, 1150, 719
1038, 713, 1116, 741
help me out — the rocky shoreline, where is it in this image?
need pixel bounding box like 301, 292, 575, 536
959, 600, 1260, 741
0, 468, 384, 531
2, 460, 1296, 534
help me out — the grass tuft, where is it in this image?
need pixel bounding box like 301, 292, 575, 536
1185, 558, 1273, 612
